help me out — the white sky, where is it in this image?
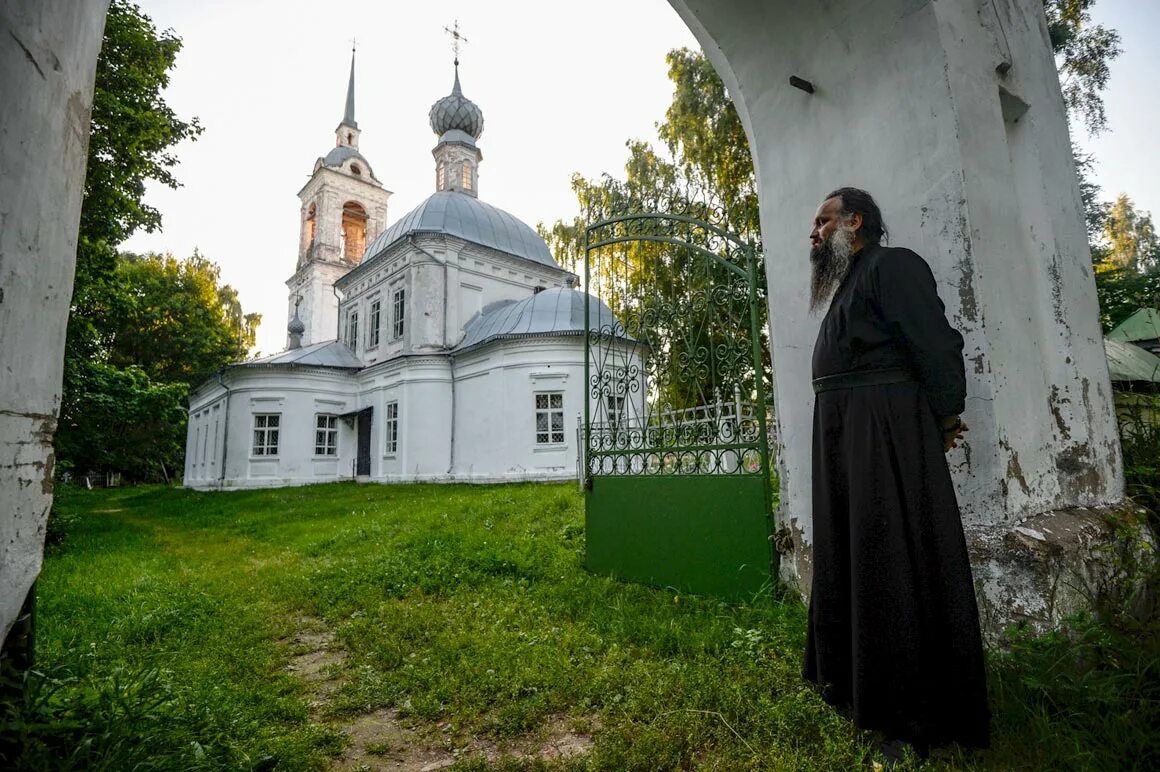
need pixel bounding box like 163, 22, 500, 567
122, 0, 1158, 356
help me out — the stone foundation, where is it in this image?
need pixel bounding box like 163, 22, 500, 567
969, 507, 1155, 638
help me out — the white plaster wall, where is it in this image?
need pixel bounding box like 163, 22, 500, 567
286, 260, 349, 347
453, 340, 586, 481
0, 0, 107, 640
336, 236, 571, 361
669, 0, 1122, 589
381, 358, 453, 480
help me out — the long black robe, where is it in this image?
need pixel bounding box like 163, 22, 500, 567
803, 244, 990, 749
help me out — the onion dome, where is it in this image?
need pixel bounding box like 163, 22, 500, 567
287, 303, 306, 349
429, 68, 484, 139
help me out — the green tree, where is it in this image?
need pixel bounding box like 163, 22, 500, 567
1044, 0, 1122, 134
107, 252, 259, 386
1102, 194, 1159, 273
1090, 194, 1160, 332
56, 363, 189, 483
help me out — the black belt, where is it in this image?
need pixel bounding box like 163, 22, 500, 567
812, 367, 915, 394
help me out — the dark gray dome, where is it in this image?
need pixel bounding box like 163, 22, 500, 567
287, 313, 305, 335
321, 145, 375, 177
363, 191, 557, 268
454, 288, 624, 351
429, 70, 483, 139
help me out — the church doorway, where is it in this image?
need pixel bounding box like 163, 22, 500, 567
581, 212, 775, 599
355, 407, 372, 477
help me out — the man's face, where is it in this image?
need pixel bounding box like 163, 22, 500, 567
808, 197, 861, 313
810, 197, 856, 249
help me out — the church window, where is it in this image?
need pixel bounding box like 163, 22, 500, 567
369, 299, 381, 347
461, 164, 473, 191
341, 201, 368, 262
535, 393, 565, 445
384, 401, 399, 455
252, 414, 280, 456
345, 310, 359, 351
392, 287, 406, 339
606, 395, 625, 429
437, 162, 446, 189
314, 414, 338, 456
350, 163, 362, 176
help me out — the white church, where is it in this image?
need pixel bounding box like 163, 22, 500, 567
183, 55, 633, 489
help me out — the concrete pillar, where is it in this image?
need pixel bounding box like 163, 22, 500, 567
670, 0, 1124, 631
0, 1, 108, 641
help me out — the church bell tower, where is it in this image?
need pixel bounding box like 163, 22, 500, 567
285, 49, 391, 348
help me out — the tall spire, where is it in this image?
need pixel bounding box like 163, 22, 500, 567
343, 44, 357, 129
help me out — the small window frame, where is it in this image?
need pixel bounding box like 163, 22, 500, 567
384, 400, 399, 456
314, 414, 338, 457
534, 392, 565, 446
252, 413, 281, 457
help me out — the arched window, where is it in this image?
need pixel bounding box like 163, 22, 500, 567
304, 202, 317, 248
436, 162, 446, 190
341, 201, 368, 262
347, 131, 353, 145
350, 163, 362, 176
461, 164, 473, 191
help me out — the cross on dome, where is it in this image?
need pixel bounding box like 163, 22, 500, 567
443, 20, 468, 67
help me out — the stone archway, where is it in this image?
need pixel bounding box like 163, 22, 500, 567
0, 0, 1123, 641
668, 0, 1123, 627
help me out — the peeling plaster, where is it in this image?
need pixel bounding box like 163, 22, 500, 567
1048, 385, 1071, 440
1047, 255, 1066, 327
1055, 443, 1101, 498
1000, 439, 1030, 497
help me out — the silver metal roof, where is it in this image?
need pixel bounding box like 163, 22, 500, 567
362, 191, 558, 268
241, 339, 363, 369
1105, 337, 1160, 383
321, 145, 375, 177
453, 288, 626, 351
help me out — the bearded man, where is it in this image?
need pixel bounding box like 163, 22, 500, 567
802, 187, 990, 759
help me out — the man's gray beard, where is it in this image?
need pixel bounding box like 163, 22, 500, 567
809, 227, 856, 314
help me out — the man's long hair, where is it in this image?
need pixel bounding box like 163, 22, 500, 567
825, 187, 889, 246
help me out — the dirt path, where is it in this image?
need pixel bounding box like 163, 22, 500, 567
283, 617, 595, 771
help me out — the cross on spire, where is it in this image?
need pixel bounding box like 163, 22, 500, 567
443, 20, 468, 67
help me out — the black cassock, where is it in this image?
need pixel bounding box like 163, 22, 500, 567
803, 244, 990, 749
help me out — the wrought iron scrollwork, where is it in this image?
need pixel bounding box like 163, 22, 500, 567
583, 212, 773, 478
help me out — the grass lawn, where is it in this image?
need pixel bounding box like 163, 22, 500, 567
9, 482, 1158, 770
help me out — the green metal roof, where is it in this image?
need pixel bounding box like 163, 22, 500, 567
1108, 308, 1160, 344
1104, 337, 1160, 384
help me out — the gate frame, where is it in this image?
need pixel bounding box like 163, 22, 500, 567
582, 212, 777, 598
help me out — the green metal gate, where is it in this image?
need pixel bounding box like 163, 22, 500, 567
583, 213, 775, 599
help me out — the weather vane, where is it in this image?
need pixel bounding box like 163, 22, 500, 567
443, 20, 468, 66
